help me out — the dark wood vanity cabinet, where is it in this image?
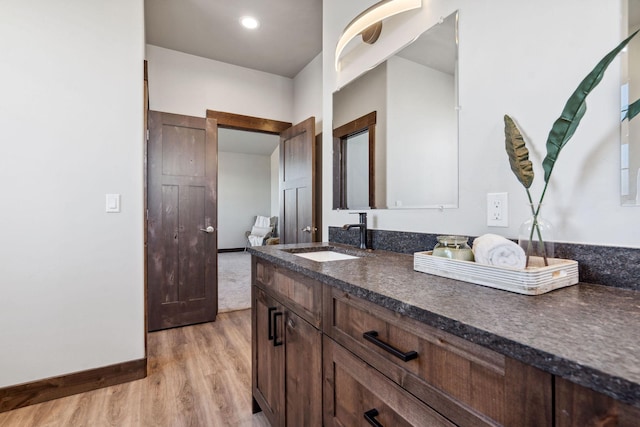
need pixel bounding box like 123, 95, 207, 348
252, 259, 322, 427
252, 257, 639, 426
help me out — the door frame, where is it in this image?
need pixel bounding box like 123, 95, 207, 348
206, 109, 293, 247
205, 111, 322, 242
206, 110, 291, 135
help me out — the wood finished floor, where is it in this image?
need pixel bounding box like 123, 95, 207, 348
0, 309, 270, 427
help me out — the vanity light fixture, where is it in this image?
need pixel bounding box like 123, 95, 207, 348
240, 16, 259, 30
334, 0, 422, 71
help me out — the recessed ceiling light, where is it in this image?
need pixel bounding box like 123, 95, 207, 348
240, 16, 259, 30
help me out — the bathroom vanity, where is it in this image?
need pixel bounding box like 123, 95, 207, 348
249, 243, 640, 426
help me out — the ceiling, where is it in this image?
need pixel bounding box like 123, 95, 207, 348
397, 12, 456, 75
144, 0, 323, 78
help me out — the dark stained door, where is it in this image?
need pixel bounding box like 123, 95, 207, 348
147, 111, 218, 331
279, 117, 316, 244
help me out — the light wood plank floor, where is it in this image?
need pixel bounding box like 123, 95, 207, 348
0, 309, 270, 427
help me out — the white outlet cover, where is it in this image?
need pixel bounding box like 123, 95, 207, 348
487, 192, 508, 227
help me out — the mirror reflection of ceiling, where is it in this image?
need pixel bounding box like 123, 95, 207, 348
396, 16, 456, 75
218, 128, 279, 155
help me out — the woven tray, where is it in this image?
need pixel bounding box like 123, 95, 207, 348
413, 251, 579, 295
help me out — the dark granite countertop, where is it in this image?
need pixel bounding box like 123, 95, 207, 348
248, 242, 640, 409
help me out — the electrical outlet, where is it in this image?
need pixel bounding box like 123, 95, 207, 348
487, 193, 508, 227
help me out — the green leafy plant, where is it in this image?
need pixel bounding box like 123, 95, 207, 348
623, 98, 640, 121
505, 29, 640, 267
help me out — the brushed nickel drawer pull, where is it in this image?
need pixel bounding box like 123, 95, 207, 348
363, 331, 418, 362
364, 408, 383, 427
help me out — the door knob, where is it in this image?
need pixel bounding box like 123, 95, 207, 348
300, 226, 317, 233
199, 226, 215, 233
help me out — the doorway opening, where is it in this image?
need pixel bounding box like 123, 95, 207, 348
207, 111, 291, 313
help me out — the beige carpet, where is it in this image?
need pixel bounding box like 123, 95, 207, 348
218, 251, 252, 313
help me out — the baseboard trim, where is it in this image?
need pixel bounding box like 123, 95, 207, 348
0, 358, 147, 413
218, 248, 245, 253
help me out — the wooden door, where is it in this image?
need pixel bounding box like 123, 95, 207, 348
252, 286, 285, 427
147, 111, 218, 331
279, 117, 316, 244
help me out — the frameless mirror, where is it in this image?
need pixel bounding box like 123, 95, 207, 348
622, 0, 640, 205
333, 11, 459, 209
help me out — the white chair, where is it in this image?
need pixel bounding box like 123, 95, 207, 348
245, 215, 278, 248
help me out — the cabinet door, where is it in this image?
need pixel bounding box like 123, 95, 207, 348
324, 336, 456, 427
285, 310, 322, 427
255, 258, 323, 328
555, 377, 640, 426
252, 286, 285, 427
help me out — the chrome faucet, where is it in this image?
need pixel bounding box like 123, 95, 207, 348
342, 212, 368, 249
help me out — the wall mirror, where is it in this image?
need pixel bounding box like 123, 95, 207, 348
622, 0, 640, 206
333, 10, 459, 210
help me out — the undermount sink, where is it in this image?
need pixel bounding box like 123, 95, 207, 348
292, 250, 360, 262
282, 246, 362, 262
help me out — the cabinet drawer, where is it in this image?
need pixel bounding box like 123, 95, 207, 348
324, 287, 552, 427
254, 259, 322, 328
324, 336, 455, 427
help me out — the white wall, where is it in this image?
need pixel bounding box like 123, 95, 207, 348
271, 149, 280, 216
346, 132, 371, 208
294, 53, 324, 130
0, 0, 145, 387
146, 45, 294, 120
386, 56, 457, 208
324, 0, 640, 247
218, 152, 273, 249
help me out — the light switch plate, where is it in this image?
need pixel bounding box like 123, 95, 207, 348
106, 194, 121, 213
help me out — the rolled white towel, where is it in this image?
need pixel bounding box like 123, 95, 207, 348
472, 233, 526, 269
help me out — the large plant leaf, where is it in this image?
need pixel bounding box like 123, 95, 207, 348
504, 115, 534, 188
622, 98, 640, 121
542, 29, 640, 183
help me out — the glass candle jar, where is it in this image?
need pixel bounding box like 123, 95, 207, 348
432, 235, 475, 261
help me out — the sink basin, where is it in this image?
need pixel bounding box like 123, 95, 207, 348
292, 250, 360, 262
